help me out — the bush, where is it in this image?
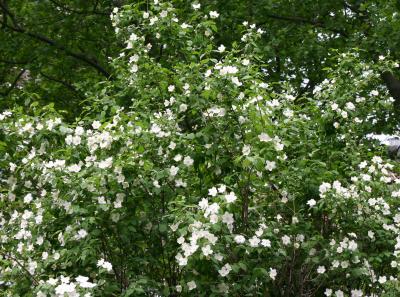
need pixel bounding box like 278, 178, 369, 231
1, 2, 400, 296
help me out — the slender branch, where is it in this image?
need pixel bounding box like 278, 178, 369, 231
0, 1, 112, 79
0, 0, 21, 29
48, 0, 109, 16
0, 58, 30, 65
0, 250, 39, 286
0, 68, 26, 96
40, 71, 85, 99
260, 13, 349, 37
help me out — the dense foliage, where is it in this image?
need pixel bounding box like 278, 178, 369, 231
2, 1, 400, 296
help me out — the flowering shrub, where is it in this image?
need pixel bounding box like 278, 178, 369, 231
1, 1, 400, 296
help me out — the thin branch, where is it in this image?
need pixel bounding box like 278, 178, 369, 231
48, 0, 109, 16
0, 250, 39, 286
0, 1, 112, 79
0, 0, 21, 29
0, 68, 26, 96
0, 58, 30, 65
40, 71, 85, 99
260, 13, 349, 37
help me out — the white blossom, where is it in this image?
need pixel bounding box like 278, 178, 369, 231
218, 263, 232, 277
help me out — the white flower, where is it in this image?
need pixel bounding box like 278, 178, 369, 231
269, 268, 277, 280
97, 196, 106, 205
325, 289, 333, 296
219, 66, 238, 75
206, 203, 220, 216
130, 64, 138, 73
214, 253, 223, 261
265, 161, 276, 171
351, 289, 363, 297
176, 253, 187, 266
218, 44, 225, 53
183, 156, 194, 166
282, 235, 291, 245
55, 283, 76, 295
149, 16, 158, 25
75, 126, 84, 136
179, 103, 187, 112
75, 229, 88, 240
24, 193, 33, 204
378, 275, 387, 284
181, 23, 191, 29
222, 212, 234, 225
76, 275, 96, 288
225, 191, 237, 203
307, 199, 316, 207
319, 182, 331, 195
68, 164, 81, 173
130, 54, 139, 63
348, 240, 357, 251
370, 90, 379, 96
208, 187, 218, 197
231, 77, 242, 86
113, 193, 125, 208
368, 230, 375, 239
174, 154, 182, 162
249, 236, 260, 247
97, 258, 112, 272
176, 285, 182, 292
283, 109, 293, 118
335, 290, 344, 297
359, 161, 367, 169
129, 33, 138, 41
209, 11, 219, 18
258, 133, 272, 142
160, 10, 168, 18
261, 239, 271, 247
218, 263, 232, 277
98, 157, 113, 169
242, 59, 250, 66
47, 278, 58, 285
242, 144, 251, 156
345, 102, 355, 110
209, 214, 219, 224
192, 3, 201, 10
218, 184, 226, 193
202, 245, 213, 256
199, 198, 209, 210
187, 281, 197, 290
169, 166, 179, 177
275, 142, 284, 151
168, 85, 175, 92
317, 266, 326, 274
234, 235, 246, 244
361, 174, 371, 182
92, 121, 101, 129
